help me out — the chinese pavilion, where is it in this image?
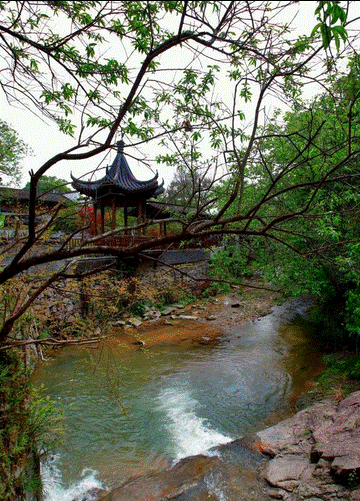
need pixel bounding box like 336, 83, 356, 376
71, 140, 164, 236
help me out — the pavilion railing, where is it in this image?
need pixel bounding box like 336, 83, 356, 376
66, 234, 221, 250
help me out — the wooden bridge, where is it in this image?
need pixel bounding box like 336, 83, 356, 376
68, 234, 222, 272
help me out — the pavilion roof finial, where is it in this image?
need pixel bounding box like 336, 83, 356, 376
117, 139, 124, 152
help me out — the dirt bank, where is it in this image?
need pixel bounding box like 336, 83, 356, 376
108, 285, 280, 351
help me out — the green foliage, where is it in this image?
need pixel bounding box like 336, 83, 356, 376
163, 168, 212, 206
315, 353, 360, 396
310, 301, 347, 348
127, 300, 147, 317
0, 350, 61, 500
205, 280, 231, 296
204, 243, 252, 295
24, 175, 71, 193
177, 291, 196, 305
0, 120, 31, 186
52, 203, 79, 234
208, 243, 251, 279
347, 470, 360, 489
156, 290, 177, 307
229, 63, 360, 350
28, 385, 64, 456
311, 1, 347, 50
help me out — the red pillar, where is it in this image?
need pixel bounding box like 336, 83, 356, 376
100, 205, 105, 234
137, 202, 142, 236
93, 204, 98, 235
142, 201, 146, 235
111, 199, 116, 230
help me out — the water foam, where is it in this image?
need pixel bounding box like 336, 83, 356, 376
158, 386, 232, 460
41, 455, 103, 501
205, 470, 229, 501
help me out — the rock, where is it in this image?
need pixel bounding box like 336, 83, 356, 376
254, 410, 310, 456
96, 455, 219, 501
112, 320, 127, 327
206, 315, 217, 321
149, 316, 162, 324
331, 455, 360, 484
339, 391, 360, 410
132, 340, 145, 347
72, 487, 104, 500
143, 310, 161, 321
127, 317, 143, 328
311, 440, 360, 462
265, 455, 309, 489
266, 488, 285, 499
258, 391, 360, 500
160, 307, 175, 316
231, 302, 241, 308
178, 315, 199, 320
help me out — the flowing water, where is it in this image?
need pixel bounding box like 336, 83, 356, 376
32, 298, 324, 501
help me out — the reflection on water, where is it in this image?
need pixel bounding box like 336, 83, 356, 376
32, 298, 324, 501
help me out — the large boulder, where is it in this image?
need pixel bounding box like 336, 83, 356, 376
254, 391, 360, 500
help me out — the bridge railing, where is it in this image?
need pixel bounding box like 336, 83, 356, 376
66, 234, 221, 250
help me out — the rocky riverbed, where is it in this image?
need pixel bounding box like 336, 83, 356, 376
107, 285, 281, 348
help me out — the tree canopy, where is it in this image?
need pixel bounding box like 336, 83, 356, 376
0, 119, 30, 186
163, 168, 212, 207
24, 175, 71, 193
209, 52, 360, 346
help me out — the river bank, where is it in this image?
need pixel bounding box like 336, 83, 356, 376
107, 284, 281, 350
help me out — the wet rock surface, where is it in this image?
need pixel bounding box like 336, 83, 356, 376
92, 445, 270, 501
95, 455, 220, 501
253, 390, 360, 500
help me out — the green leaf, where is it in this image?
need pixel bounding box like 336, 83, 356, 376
311, 22, 322, 37
320, 23, 332, 48
332, 24, 348, 42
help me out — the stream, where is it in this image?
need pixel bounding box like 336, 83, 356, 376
32, 298, 324, 501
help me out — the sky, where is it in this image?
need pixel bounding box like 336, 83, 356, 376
0, 1, 354, 192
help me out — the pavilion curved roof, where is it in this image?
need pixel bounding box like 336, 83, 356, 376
71, 140, 164, 202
